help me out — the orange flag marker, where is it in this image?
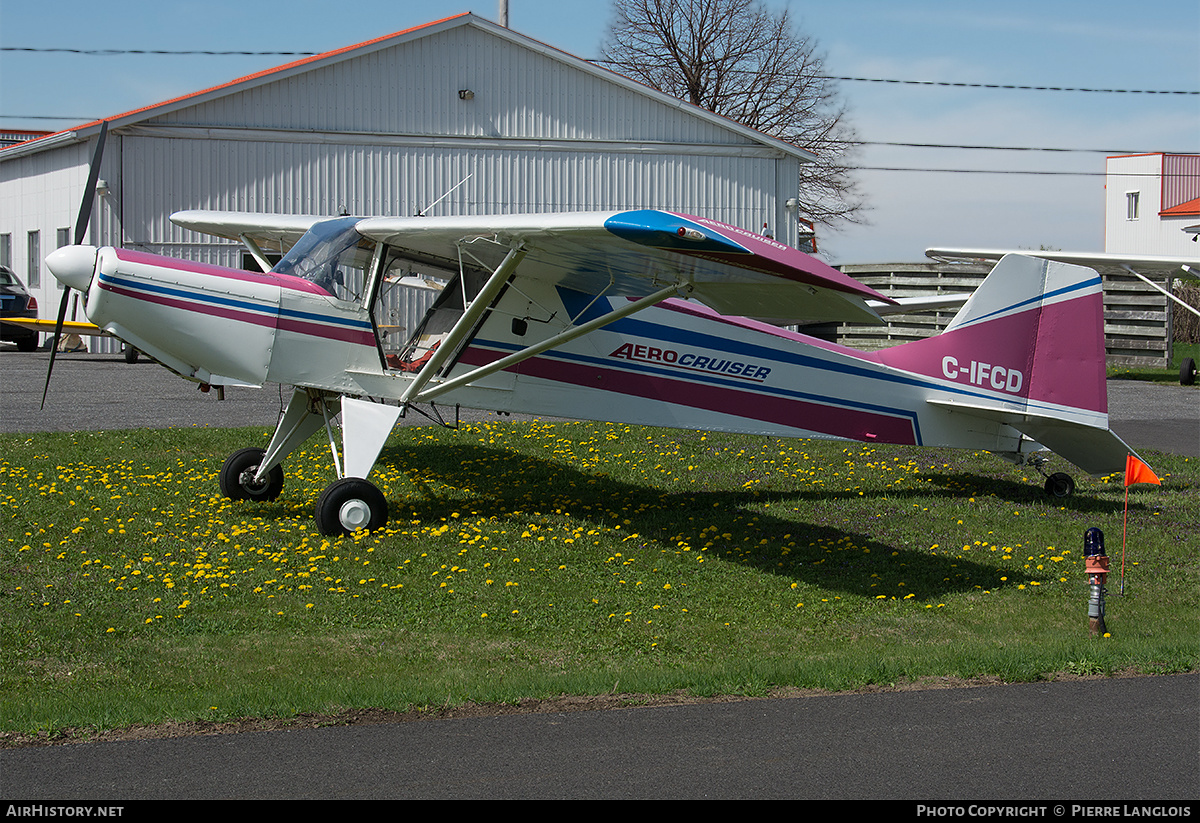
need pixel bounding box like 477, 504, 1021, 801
1124, 454, 1161, 487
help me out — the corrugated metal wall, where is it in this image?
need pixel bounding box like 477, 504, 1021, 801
119, 136, 787, 257
1162, 154, 1200, 211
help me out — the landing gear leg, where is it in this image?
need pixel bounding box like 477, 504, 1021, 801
219, 388, 338, 506
312, 397, 402, 536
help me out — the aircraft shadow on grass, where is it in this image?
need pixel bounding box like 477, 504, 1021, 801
265, 438, 1107, 602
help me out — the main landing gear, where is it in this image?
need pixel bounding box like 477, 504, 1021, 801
217, 388, 399, 537
218, 447, 284, 501
316, 478, 388, 535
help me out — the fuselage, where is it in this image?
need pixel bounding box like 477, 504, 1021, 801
69, 243, 1035, 457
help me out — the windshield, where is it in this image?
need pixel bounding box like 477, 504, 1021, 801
273, 217, 374, 302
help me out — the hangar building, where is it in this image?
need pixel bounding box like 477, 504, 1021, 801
0, 13, 817, 353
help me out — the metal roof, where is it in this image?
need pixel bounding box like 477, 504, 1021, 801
0, 13, 816, 165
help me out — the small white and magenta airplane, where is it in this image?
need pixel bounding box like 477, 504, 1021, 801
37, 130, 1176, 536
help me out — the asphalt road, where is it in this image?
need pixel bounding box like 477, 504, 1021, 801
4, 351, 1198, 458
2, 675, 1197, 800
2, 349, 1197, 801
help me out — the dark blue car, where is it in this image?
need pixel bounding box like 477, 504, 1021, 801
0, 265, 40, 352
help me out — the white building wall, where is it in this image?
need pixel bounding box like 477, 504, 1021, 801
0, 141, 98, 317
1105, 154, 1199, 256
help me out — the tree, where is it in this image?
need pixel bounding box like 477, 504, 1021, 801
601, 0, 865, 229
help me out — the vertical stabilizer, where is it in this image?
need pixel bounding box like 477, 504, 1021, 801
875, 254, 1108, 415
871, 255, 1131, 474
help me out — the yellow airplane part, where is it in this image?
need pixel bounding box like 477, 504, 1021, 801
1, 317, 108, 336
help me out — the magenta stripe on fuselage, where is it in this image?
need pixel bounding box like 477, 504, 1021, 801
99, 280, 376, 346
114, 248, 334, 296
458, 346, 918, 444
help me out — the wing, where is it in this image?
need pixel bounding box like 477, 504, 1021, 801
926, 247, 1199, 280
358, 210, 896, 325
1, 317, 110, 336
170, 210, 331, 254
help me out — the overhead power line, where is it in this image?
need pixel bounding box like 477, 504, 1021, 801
845, 141, 1187, 155
822, 75, 1197, 95
857, 167, 1200, 177
5, 46, 1198, 95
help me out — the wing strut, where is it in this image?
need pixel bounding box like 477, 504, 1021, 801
399, 244, 527, 405
239, 233, 275, 274
415, 281, 692, 404
1121, 264, 1200, 321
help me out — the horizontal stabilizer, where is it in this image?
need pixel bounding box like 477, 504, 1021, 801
928, 398, 1134, 475
867, 293, 971, 315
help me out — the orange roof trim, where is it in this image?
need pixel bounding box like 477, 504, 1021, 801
1161, 196, 1200, 217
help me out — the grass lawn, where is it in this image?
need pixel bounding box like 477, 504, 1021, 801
2, 420, 1197, 739
1108, 342, 1199, 384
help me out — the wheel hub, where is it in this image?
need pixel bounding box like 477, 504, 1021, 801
338, 498, 372, 531
238, 468, 268, 492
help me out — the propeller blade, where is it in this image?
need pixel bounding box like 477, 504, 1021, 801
74, 121, 108, 245
42, 121, 108, 408
40, 288, 73, 409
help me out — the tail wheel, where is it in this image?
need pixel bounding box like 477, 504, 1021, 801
316, 478, 388, 536
1044, 472, 1075, 499
219, 447, 284, 502
1181, 357, 1196, 386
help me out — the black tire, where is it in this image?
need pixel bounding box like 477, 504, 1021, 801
1044, 472, 1075, 499
16, 335, 37, 352
1180, 357, 1196, 386
124, 345, 139, 364
316, 478, 388, 536
218, 447, 284, 502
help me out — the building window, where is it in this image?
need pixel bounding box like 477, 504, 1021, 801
1126, 191, 1140, 221
0, 233, 10, 268
27, 231, 40, 288
55, 228, 71, 288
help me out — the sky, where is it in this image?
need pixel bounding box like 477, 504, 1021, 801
1, 0, 1197, 264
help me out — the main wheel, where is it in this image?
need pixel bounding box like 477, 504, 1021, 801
218, 447, 284, 502
316, 478, 388, 536
1181, 357, 1196, 386
1044, 472, 1075, 499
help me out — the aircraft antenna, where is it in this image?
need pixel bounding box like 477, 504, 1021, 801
416, 173, 473, 217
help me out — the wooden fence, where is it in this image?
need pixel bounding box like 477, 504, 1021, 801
833, 262, 1195, 368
